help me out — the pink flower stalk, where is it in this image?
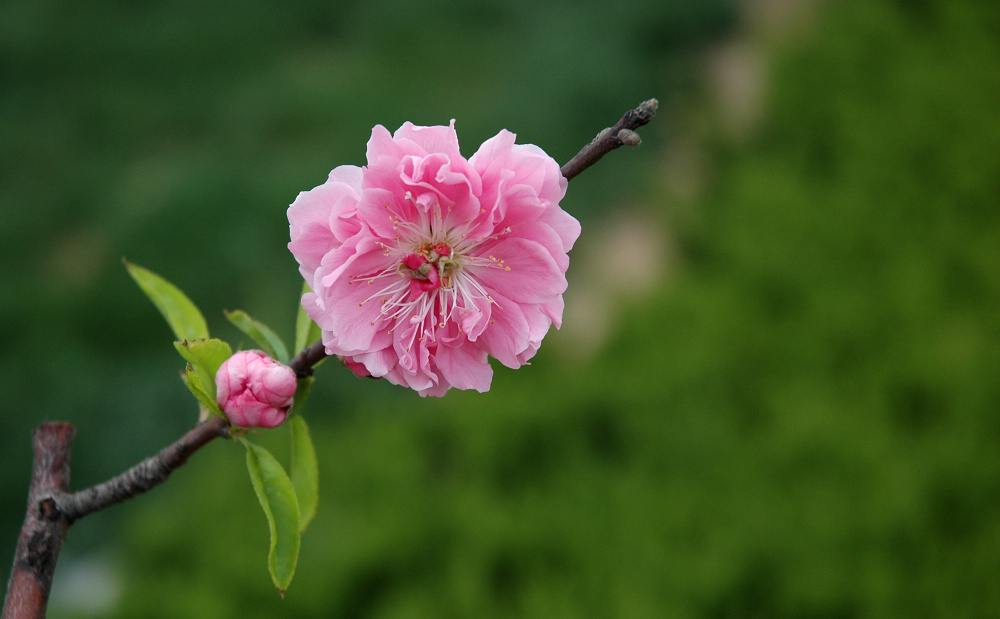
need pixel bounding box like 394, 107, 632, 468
288, 121, 581, 397
216, 350, 297, 428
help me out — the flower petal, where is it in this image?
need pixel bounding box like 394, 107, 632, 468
287, 165, 363, 275
435, 341, 493, 392
469, 237, 567, 304
477, 290, 530, 368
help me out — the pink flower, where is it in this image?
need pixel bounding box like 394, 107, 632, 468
216, 350, 297, 428
288, 121, 580, 397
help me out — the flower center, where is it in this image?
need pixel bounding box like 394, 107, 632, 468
351, 224, 510, 353
398, 242, 459, 296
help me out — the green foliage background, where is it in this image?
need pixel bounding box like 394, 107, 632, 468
2, 0, 999, 616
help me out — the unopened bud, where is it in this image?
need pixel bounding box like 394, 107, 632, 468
216, 350, 297, 428
617, 129, 641, 146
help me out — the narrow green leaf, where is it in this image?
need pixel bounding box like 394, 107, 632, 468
289, 416, 319, 532
225, 309, 290, 364
181, 365, 222, 416
174, 338, 233, 396
294, 281, 323, 355
125, 260, 209, 341
245, 442, 301, 595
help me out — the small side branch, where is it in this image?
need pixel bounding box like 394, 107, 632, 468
290, 340, 328, 378
51, 416, 230, 522
560, 98, 659, 181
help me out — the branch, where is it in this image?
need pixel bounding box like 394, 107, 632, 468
560, 98, 659, 181
3, 417, 229, 619
3, 423, 75, 619
289, 340, 328, 378
50, 416, 230, 522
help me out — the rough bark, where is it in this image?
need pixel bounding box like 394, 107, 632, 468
3, 423, 75, 619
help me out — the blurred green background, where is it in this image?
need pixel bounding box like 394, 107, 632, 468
2, 0, 999, 616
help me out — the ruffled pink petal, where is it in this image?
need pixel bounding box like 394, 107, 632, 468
393, 121, 463, 162
538, 200, 581, 253
509, 142, 567, 205
505, 220, 573, 271
434, 341, 492, 392
413, 379, 452, 398
539, 296, 566, 330
450, 271, 493, 340
398, 153, 482, 222
518, 302, 556, 363
476, 290, 530, 368
364, 125, 417, 176
354, 187, 411, 240
472, 130, 566, 212
385, 341, 438, 394
322, 291, 392, 355
348, 346, 397, 378
469, 237, 567, 304
313, 233, 375, 289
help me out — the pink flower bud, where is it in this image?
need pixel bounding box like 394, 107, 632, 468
215, 350, 297, 428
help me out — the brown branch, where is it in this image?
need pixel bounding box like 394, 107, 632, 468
3, 417, 230, 618
289, 340, 328, 378
3, 423, 75, 619
50, 416, 230, 522
560, 98, 659, 181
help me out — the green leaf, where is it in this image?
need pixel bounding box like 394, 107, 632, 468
294, 281, 323, 355
174, 338, 233, 397
225, 309, 290, 364
181, 365, 222, 417
244, 441, 301, 595
289, 416, 319, 532
125, 260, 209, 341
